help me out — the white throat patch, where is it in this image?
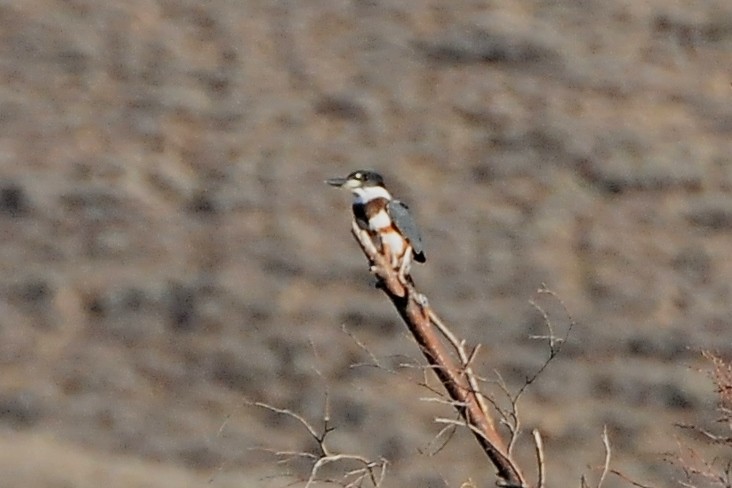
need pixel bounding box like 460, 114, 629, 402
353, 185, 392, 204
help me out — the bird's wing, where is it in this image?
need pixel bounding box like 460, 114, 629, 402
387, 200, 425, 257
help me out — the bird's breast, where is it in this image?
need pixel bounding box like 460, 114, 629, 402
368, 210, 392, 230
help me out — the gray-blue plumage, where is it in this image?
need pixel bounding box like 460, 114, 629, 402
387, 199, 426, 262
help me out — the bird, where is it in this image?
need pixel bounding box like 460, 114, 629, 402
326, 170, 425, 279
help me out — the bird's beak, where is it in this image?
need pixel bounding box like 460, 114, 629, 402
325, 177, 348, 187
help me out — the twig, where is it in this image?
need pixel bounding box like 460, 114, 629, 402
252, 402, 325, 448
494, 284, 575, 454
341, 324, 386, 371
609, 469, 657, 488
521, 285, 575, 395
598, 425, 611, 488
533, 429, 545, 488
428, 309, 493, 422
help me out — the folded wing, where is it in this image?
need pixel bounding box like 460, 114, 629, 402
387, 200, 426, 263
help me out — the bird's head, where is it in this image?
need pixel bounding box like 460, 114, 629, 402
326, 170, 385, 191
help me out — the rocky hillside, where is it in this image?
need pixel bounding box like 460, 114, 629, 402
0, 1, 730, 486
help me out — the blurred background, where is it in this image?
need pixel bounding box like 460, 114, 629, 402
0, 1, 731, 487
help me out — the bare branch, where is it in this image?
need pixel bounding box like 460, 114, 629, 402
609, 469, 657, 488
348, 223, 528, 487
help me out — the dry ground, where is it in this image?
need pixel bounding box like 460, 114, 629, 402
0, 0, 731, 487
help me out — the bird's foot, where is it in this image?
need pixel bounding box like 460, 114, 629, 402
397, 247, 413, 286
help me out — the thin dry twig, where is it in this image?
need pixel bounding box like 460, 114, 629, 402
248, 399, 387, 487
341, 324, 389, 372
417, 413, 460, 456
667, 353, 732, 488
253, 401, 327, 449
489, 284, 576, 455
704, 351, 732, 426
523, 284, 575, 394
675, 423, 732, 445
579, 426, 613, 488
428, 308, 493, 423
672, 443, 730, 488
609, 469, 657, 488
533, 429, 545, 488
598, 425, 611, 488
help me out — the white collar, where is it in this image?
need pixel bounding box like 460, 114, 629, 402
353, 186, 392, 204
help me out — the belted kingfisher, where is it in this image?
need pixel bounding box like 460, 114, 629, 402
326, 170, 426, 277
